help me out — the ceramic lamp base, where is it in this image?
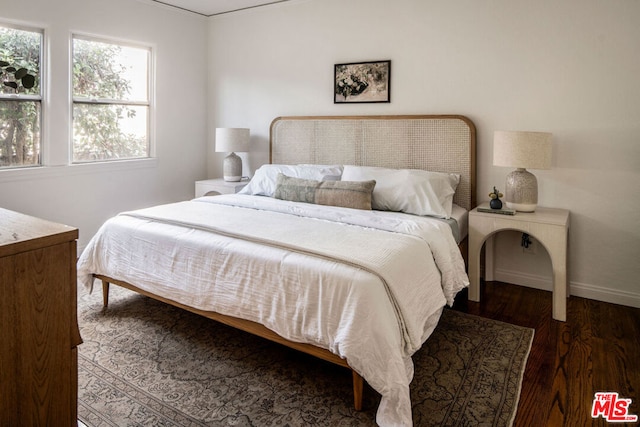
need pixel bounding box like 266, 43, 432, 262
505, 168, 538, 212
223, 152, 242, 182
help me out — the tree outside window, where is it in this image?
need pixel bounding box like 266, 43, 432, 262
0, 25, 42, 169
72, 36, 151, 163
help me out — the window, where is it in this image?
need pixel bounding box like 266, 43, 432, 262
0, 24, 42, 169
72, 35, 151, 163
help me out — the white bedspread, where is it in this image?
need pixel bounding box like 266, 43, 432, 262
77, 194, 469, 426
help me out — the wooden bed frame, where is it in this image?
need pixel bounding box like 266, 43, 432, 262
97, 114, 476, 411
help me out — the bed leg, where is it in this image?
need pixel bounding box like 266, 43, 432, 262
102, 280, 110, 308
352, 370, 364, 411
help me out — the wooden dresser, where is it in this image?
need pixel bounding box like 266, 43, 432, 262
0, 208, 82, 426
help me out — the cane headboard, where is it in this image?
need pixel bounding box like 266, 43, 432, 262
270, 115, 476, 210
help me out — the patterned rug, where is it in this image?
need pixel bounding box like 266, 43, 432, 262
77, 286, 533, 426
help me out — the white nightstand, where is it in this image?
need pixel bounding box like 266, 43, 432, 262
195, 178, 248, 197
468, 202, 570, 321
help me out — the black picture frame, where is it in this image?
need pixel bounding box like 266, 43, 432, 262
334, 60, 391, 104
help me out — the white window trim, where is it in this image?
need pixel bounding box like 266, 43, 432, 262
70, 33, 154, 164
0, 157, 158, 182
0, 22, 45, 170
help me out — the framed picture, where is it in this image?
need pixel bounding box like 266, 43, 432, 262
334, 60, 391, 104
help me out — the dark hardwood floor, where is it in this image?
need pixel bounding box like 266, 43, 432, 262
452, 281, 640, 427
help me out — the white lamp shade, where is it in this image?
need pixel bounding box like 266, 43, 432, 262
493, 131, 552, 170
215, 128, 250, 153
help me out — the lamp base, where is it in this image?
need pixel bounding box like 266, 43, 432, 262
223, 152, 242, 182
505, 168, 538, 212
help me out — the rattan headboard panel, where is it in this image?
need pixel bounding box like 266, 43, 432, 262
270, 115, 476, 210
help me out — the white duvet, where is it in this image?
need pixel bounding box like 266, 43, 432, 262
77, 194, 469, 426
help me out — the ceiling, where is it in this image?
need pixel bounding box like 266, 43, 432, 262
147, 0, 291, 16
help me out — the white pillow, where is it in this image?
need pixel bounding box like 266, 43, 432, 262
238, 164, 343, 197
341, 165, 460, 219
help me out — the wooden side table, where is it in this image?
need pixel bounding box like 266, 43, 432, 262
195, 178, 248, 197
468, 202, 570, 321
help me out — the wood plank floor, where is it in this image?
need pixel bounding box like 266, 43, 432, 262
453, 281, 640, 427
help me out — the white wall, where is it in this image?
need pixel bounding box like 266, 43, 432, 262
0, 0, 208, 250
208, 0, 640, 307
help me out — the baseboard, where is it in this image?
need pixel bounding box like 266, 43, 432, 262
570, 281, 640, 309
493, 269, 640, 309
493, 269, 552, 292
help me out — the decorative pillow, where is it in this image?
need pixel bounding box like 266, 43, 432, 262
274, 174, 376, 210
341, 165, 460, 218
238, 164, 343, 197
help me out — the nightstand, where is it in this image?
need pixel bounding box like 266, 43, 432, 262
468, 202, 570, 321
195, 178, 248, 197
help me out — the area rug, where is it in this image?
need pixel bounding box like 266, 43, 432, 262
77, 286, 533, 426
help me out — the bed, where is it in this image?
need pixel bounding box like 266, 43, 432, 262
77, 115, 476, 427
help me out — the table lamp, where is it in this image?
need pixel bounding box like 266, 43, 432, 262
493, 130, 552, 212
215, 128, 250, 182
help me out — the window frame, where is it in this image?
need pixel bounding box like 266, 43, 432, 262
71, 33, 153, 164
0, 22, 44, 170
